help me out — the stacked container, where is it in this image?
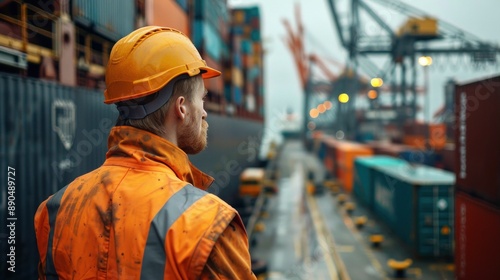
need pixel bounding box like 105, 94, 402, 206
230, 6, 264, 121
403, 122, 447, 151
192, 0, 230, 114
454, 75, 500, 280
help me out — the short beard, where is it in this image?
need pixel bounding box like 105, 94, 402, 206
178, 120, 208, 154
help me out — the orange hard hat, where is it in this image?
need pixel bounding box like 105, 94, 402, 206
104, 26, 220, 104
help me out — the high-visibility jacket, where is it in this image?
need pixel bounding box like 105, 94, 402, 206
35, 126, 255, 279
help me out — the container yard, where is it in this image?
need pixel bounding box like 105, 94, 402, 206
0, 0, 499, 279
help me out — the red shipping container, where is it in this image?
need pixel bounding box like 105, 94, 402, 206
455, 191, 500, 280
455, 76, 500, 206
148, 0, 190, 37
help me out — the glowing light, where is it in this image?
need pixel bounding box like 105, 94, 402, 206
368, 90, 378, 99
309, 108, 319, 118
317, 104, 326, 113
338, 93, 349, 103
324, 101, 332, 109
418, 56, 433, 66
370, 77, 384, 88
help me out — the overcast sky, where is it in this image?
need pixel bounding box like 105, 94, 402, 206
229, 0, 500, 139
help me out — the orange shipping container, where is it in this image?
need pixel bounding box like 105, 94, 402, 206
335, 142, 373, 170
335, 142, 373, 193
146, 0, 190, 37
429, 124, 447, 149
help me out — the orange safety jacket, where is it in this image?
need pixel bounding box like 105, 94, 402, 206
35, 126, 254, 279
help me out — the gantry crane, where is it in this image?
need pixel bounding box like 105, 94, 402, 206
326, 0, 500, 126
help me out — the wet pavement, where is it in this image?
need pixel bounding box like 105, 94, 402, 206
249, 140, 455, 280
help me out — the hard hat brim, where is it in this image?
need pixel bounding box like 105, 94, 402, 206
200, 66, 221, 79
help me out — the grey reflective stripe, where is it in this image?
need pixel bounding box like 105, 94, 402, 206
45, 185, 69, 280
140, 184, 207, 279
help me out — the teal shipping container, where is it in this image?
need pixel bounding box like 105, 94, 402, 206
194, 0, 229, 30
373, 164, 455, 258
353, 156, 408, 209
192, 20, 223, 61
71, 0, 135, 41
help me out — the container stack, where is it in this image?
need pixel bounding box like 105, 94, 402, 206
72, 0, 138, 88
454, 75, 500, 280
403, 122, 447, 151
231, 6, 264, 121
192, 0, 230, 114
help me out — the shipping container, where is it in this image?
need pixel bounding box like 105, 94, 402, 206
403, 123, 447, 150
321, 136, 340, 177
194, 0, 229, 32
147, 0, 190, 36
373, 164, 455, 257
437, 143, 455, 172
455, 75, 500, 206
334, 142, 373, 192
399, 149, 438, 166
193, 20, 224, 61
0, 72, 117, 279
204, 54, 224, 95
71, 0, 135, 41
455, 191, 500, 280
353, 156, 408, 209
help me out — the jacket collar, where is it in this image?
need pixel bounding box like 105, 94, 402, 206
106, 126, 214, 190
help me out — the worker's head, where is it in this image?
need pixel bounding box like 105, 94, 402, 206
104, 26, 220, 154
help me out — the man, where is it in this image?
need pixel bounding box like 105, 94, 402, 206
35, 26, 256, 279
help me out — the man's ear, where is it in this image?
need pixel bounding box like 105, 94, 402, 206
174, 96, 187, 120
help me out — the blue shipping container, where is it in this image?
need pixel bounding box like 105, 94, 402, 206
353, 156, 408, 209
241, 39, 253, 54
373, 164, 455, 257
72, 0, 135, 41
192, 20, 223, 61
399, 149, 438, 167
234, 86, 243, 105
224, 84, 232, 102
194, 0, 229, 29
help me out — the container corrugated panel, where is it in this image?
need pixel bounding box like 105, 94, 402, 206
194, 0, 229, 31
150, 0, 190, 37
192, 20, 223, 61
353, 156, 408, 209
72, 0, 135, 40
0, 72, 117, 279
455, 75, 500, 206
455, 191, 500, 280
373, 164, 455, 257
